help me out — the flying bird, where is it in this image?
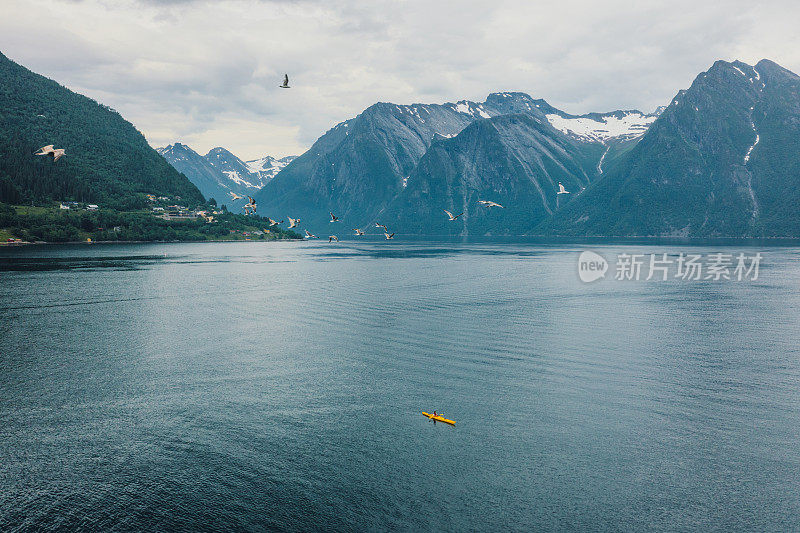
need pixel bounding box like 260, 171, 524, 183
375, 222, 388, 232
330, 212, 339, 223
287, 217, 299, 228
444, 209, 463, 221
305, 230, 318, 239
384, 232, 395, 240
478, 200, 503, 208
246, 196, 257, 214
35, 145, 65, 162
328, 235, 339, 242
555, 182, 571, 208
268, 218, 283, 227
279, 74, 290, 89
229, 192, 243, 200
353, 228, 364, 235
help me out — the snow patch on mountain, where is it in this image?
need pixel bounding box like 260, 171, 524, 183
246, 155, 297, 184
222, 170, 257, 188
452, 101, 494, 120
544, 111, 658, 142
245, 157, 271, 174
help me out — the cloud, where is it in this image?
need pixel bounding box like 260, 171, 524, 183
2, 0, 800, 159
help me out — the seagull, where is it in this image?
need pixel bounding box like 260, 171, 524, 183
375, 222, 388, 232
328, 235, 338, 242
268, 218, 282, 227
279, 74, 290, 89
287, 217, 299, 228
305, 230, 318, 239
246, 196, 257, 214
330, 212, 339, 223
478, 200, 503, 208
384, 232, 395, 240
556, 182, 571, 208
229, 192, 243, 200
35, 145, 65, 161
444, 209, 463, 221
353, 228, 364, 235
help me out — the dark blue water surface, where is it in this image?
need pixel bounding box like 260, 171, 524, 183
1, 241, 799, 531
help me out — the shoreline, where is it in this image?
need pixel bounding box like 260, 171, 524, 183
0, 238, 303, 246
4, 235, 800, 247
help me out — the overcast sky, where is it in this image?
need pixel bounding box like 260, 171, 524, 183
3, 0, 799, 160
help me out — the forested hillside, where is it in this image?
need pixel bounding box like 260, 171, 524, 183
0, 51, 204, 210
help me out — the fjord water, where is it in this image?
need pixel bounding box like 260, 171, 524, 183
2, 241, 799, 531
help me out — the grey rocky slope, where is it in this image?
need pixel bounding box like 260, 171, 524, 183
543, 59, 800, 237
377, 113, 605, 235
255, 92, 651, 232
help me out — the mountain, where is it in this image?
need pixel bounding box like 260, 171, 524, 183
544, 59, 800, 237
0, 51, 203, 209
156, 143, 228, 205
255, 92, 652, 230
157, 144, 295, 206
377, 113, 604, 235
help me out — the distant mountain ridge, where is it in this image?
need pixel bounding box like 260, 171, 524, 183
254, 59, 800, 238
255, 91, 652, 229
157, 143, 295, 205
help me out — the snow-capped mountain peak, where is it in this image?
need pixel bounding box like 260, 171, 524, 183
245, 155, 297, 183
157, 143, 297, 202
156, 142, 198, 161
245, 155, 275, 174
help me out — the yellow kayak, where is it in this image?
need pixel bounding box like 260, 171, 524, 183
422, 412, 456, 426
